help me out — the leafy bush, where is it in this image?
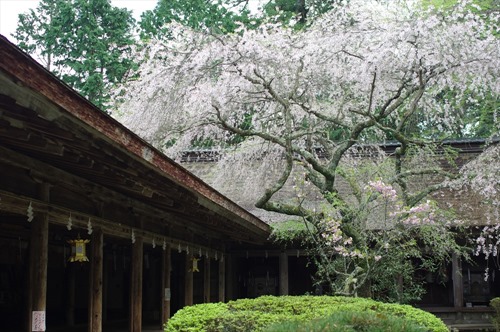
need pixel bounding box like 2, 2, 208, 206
263, 310, 426, 332
491, 297, 500, 332
269, 220, 314, 245
164, 302, 226, 332
164, 296, 447, 332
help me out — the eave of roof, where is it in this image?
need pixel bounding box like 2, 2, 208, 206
182, 138, 497, 162
0, 35, 270, 237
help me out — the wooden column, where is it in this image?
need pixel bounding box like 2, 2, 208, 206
28, 183, 49, 332
89, 228, 103, 332
203, 258, 211, 303
161, 245, 171, 327
452, 252, 463, 308
225, 254, 234, 301
218, 258, 225, 302
102, 256, 108, 324
184, 253, 193, 306
66, 265, 75, 326
130, 236, 143, 332
279, 251, 289, 296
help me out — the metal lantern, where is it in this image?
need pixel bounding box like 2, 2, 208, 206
191, 257, 200, 273
67, 237, 90, 263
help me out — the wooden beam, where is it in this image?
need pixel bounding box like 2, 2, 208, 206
0, 147, 244, 244
130, 236, 143, 332
89, 228, 103, 332
452, 252, 463, 308
279, 251, 289, 296
184, 253, 194, 306
0, 189, 228, 257
231, 249, 307, 258
204, 258, 210, 303
218, 258, 225, 302
28, 183, 49, 332
161, 245, 171, 327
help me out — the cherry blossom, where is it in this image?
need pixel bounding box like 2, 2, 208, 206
113, 0, 499, 299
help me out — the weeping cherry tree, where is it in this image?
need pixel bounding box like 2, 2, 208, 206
115, 0, 499, 301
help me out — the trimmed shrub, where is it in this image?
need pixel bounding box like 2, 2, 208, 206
164, 295, 447, 332
264, 310, 427, 332
164, 302, 227, 332
491, 297, 500, 332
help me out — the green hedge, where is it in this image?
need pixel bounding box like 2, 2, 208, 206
164, 296, 447, 332
491, 297, 500, 331
264, 310, 427, 332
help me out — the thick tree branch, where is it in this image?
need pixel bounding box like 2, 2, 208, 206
407, 183, 448, 207
391, 168, 458, 182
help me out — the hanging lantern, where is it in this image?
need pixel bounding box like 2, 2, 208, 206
67, 236, 90, 263
191, 257, 200, 273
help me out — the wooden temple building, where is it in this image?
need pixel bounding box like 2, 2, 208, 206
0, 35, 498, 332
0, 35, 285, 331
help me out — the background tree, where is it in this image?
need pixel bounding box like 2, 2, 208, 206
13, 0, 64, 71
115, 0, 499, 300
139, 0, 253, 38
14, 0, 136, 110
261, 0, 343, 27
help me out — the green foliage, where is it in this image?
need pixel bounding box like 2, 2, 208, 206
269, 220, 313, 244
139, 0, 251, 39
421, 0, 498, 12
405, 88, 499, 139
262, 0, 343, 28
291, 156, 469, 303
264, 310, 426, 332
491, 297, 500, 332
13, 0, 136, 110
164, 296, 448, 332
164, 302, 227, 332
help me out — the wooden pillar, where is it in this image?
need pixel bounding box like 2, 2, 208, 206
226, 254, 234, 301
66, 265, 75, 326
184, 253, 193, 306
452, 252, 463, 308
89, 228, 103, 332
130, 236, 143, 332
161, 245, 171, 327
279, 251, 289, 296
204, 258, 211, 303
218, 258, 225, 302
28, 183, 49, 332
102, 256, 108, 324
